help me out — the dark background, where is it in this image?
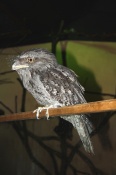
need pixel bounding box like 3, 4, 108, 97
0, 0, 116, 48
0, 1, 116, 174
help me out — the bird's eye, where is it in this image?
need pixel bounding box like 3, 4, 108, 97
27, 57, 35, 63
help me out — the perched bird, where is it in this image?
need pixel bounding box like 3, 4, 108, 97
12, 48, 94, 153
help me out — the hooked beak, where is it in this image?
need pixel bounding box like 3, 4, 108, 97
12, 62, 29, 70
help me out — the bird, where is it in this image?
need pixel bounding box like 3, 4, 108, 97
12, 48, 94, 153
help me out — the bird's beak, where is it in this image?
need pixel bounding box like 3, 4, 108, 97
12, 62, 29, 70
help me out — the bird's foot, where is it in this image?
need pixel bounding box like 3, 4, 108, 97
33, 105, 54, 120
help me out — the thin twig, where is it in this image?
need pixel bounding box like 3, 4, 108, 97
0, 101, 14, 113
0, 70, 14, 75
0, 99, 116, 123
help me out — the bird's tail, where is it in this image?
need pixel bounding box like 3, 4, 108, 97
63, 115, 94, 154
73, 115, 94, 153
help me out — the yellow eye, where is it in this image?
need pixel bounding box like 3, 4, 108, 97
27, 57, 34, 63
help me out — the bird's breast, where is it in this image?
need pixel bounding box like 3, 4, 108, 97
24, 74, 61, 106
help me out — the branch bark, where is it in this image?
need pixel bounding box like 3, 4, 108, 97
0, 99, 116, 123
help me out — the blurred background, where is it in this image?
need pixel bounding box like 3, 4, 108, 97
0, 0, 116, 175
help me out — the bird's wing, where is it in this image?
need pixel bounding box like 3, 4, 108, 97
57, 65, 87, 103
38, 65, 86, 106
57, 65, 85, 93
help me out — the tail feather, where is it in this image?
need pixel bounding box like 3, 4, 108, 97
62, 115, 94, 154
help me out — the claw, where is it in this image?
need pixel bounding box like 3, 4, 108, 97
33, 107, 42, 119
33, 105, 54, 120
46, 108, 49, 120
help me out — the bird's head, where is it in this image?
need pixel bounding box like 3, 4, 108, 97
12, 48, 58, 71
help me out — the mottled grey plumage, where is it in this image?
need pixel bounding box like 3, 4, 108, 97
12, 48, 94, 153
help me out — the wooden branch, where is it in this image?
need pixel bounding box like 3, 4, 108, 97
0, 99, 116, 123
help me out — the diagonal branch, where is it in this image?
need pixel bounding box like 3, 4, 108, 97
0, 99, 116, 123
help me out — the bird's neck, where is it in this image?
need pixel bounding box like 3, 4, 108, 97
17, 69, 31, 86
